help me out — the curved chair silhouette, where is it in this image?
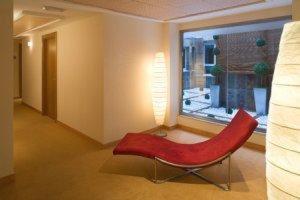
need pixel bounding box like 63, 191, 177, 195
113, 109, 258, 190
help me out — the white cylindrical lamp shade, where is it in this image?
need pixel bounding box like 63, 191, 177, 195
267, 22, 300, 199
151, 52, 167, 126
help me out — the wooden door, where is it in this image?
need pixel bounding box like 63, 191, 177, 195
42, 32, 57, 120
18, 42, 22, 98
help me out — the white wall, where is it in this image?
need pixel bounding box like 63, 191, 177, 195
56, 15, 103, 142
102, 14, 162, 143
164, 23, 180, 127
23, 15, 103, 142
22, 6, 290, 146
0, 0, 14, 179
23, 33, 43, 110
22, 13, 163, 144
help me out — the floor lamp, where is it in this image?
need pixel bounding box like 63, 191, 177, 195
151, 52, 167, 137
267, 21, 300, 199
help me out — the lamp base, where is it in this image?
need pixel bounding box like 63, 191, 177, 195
154, 130, 167, 137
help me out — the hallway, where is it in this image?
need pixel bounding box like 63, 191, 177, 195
0, 101, 266, 200
8, 101, 105, 199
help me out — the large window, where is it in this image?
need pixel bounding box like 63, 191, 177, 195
181, 19, 290, 132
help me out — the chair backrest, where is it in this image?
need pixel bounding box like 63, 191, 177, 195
210, 109, 258, 154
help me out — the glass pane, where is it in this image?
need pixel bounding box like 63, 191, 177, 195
181, 19, 290, 132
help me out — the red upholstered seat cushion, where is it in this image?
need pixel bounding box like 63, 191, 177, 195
113, 109, 258, 166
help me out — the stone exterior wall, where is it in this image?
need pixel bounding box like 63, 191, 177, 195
183, 38, 205, 90
217, 29, 282, 111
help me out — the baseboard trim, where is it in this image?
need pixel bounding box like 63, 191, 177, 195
102, 126, 165, 147
102, 125, 178, 147
140, 126, 160, 134
0, 174, 15, 186
177, 124, 265, 152
21, 102, 42, 114
140, 124, 178, 134
243, 142, 265, 152
177, 125, 214, 138
162, 124, 178, 130
56, 121, 103, 147
20, 102, 102, 147
19, 102, 265, 152
103, 140, 121, 148
101, 124, 265, 152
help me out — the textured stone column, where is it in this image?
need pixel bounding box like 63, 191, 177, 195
194, 38, 205, 90
267, 22, 300, 199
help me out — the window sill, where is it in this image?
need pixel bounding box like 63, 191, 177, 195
177, 114, 266, 136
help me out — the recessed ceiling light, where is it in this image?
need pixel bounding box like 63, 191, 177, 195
42, 6, 65, 13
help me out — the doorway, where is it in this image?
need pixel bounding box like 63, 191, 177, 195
42, 32, 57, 120
13, 39, 23, 99
18, 42, 22, 98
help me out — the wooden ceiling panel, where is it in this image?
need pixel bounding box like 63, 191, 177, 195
59, 0, 264, 20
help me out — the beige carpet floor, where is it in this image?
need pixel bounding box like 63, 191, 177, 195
0, 101, 267, 200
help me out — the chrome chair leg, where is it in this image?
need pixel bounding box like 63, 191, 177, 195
191, 155, 231, 191
152, 155, 232, 191
153, 158, 199, 184
227, 155, 231, 190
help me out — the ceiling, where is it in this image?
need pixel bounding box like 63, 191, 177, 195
13, 0, 292, 36
13, 0, 95, 36
13, 12, 62, 36
58, 0, 265, 21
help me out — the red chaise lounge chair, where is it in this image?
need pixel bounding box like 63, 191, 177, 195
113, 109, 258, 190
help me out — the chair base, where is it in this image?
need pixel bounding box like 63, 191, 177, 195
152, 155, 231, 191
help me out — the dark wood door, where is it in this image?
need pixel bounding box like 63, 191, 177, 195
18, 42, 22, 98
42, 33, 57, 120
